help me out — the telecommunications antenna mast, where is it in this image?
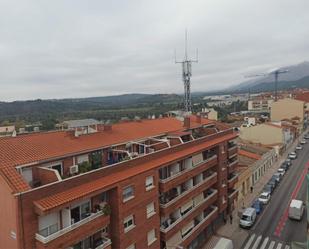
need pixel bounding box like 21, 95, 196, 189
175, 30, 198, 113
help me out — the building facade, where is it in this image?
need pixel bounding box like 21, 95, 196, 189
0, 115, 238, 249
248, 98, 273, 112
271, 98, 305, 123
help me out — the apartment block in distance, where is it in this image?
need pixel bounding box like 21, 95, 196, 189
0, 115, 238, 249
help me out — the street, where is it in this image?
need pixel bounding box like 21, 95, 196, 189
241, 141, 308, 248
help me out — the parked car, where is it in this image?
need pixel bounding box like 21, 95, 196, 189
300, 139, 307, 144
259, 192, 271, 204
296, 145, 303, 150
277, 168, 285, 176
268, 178, 277, 189
280, 162, 289, 171
285, 159, 292, 166
289, 199, 305, 221
289, 152, 297, 159
252, 199, 263, 214
304, 134, 309, 139
273, 173, 282, 183
239, 208, 257, 228
263, 184, 274, 195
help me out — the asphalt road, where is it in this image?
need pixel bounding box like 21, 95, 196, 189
248, 141, 308, 244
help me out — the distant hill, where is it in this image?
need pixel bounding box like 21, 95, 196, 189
0, 93, 183, 123
227, 61, 309, 92
232, 75, 309, 93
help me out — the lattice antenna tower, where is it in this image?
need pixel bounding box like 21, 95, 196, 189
175, 30, 198, 113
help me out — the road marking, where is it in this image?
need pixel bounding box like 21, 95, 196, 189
244, 234, 256, 249
260, 237, 269, 249
273, 160, 309, 237
284, 246, 290, 249
251, 235, 262, 249
268, 241, 276, 249
276, 243, 282, 249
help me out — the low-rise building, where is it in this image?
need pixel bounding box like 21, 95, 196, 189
235, 143, 276, 205
270, 98, 305, 125
239, 123, 294, 154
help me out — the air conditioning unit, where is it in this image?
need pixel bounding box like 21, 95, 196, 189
148, 148, 155, 153
69, 165, 79, 175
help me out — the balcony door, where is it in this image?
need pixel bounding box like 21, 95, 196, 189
70, 201, 91, 224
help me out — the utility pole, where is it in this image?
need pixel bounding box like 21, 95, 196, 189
175, 30, 198, 113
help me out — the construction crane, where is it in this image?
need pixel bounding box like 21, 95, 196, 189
175, 30, 198, 113
245, 68, 289, 101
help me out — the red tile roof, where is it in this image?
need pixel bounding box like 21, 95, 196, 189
34, 132, 237, 213
295, 92, 309, 103
238, 149, 261, 160
0, 116, 212, 192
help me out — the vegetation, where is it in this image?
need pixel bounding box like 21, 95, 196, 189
78, 161, 92, 174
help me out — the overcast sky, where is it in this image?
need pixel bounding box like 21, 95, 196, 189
0, 0, 308, 101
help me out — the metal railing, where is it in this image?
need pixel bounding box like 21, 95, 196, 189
35, 211, 104, 244
160, 172, 217, 208
159, 155, 217, 183
160, 190, 218, 233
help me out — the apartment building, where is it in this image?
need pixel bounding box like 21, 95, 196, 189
248, 98, 273, 112
0, 115, 238, 249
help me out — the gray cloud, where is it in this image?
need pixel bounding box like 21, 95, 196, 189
0, 0, 308, 101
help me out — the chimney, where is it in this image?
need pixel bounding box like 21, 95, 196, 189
97, 124, 105, 132
183, 116, 190, 128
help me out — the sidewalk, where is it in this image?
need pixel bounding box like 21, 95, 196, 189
205, 132, 306, 249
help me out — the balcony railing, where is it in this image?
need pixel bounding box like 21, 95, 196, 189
181, 206, 218, 242
160, 189, 218, 233
160, 172, 217, 208
228, 189, 238, 199
228, 159, 238, 168
228, 174, 238, 183
36, 211, 104, 244
94, 237, 112, 249
228, 145, 237, 151
159, 155, 217, 183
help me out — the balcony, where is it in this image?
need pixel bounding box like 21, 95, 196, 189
160, 172, 217, 215
159, 155, 217, 192
228, 174, 238, 189
180, 206, 218, 246
35, 211, 110, 248
160, 189, 218, 240
94, 237, 112, 249
228, 189, 238, 200
228, 159, 238, 169
228, 146, 238, 158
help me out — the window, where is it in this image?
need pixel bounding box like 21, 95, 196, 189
146, 202, 155, 218
123, 186, 134, 202
145, 176, 154, 190
124, 215, 135, 232
147, 229, 156, 246
126, 244, 136, 249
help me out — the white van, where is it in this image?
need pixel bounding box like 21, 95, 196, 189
239, 207, 256, 228
289, 199, 304, 220
214, 238, 234, 249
